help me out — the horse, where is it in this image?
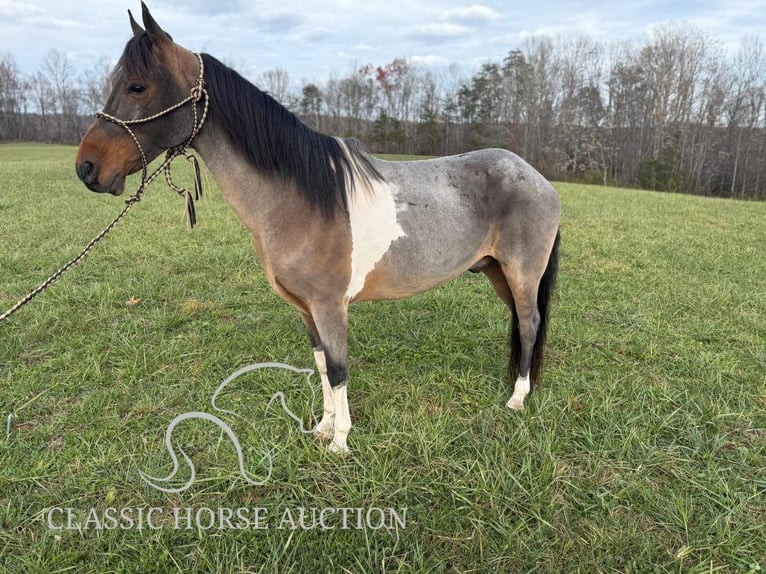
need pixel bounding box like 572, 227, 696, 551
75, 3, 561, 454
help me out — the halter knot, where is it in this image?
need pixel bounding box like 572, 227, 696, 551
191, 78, 205, 103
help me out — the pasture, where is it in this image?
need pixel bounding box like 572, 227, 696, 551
1, 143, 764, 573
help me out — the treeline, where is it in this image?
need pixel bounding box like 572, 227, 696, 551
3, 25, 766, 199
0, 50, 109, 144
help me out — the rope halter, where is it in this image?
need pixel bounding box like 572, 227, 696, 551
96, 52, 209, 228
0, 54, 209, 323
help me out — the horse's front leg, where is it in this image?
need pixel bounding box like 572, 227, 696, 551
311, 347, 336, 440
301, 306, 351, 453
300, 313, 335, 440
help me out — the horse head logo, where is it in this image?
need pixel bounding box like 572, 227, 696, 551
139, 363, 316, 494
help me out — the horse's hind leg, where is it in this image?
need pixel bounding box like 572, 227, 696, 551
504, 230, 560, 409
480, 260, 530, 408
504, 279, 538, 410
480, 258, 514, 308
481, 258, 542, 411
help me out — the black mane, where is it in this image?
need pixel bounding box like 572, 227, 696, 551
116, 34, 381, 217
200, 53, 381, 216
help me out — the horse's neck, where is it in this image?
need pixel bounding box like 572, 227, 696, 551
191, 122, 348, 285
191, 123, 282, 235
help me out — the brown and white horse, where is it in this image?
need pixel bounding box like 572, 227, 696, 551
76, 4, 561, 454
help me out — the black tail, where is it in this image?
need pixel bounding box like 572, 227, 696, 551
509, 230, 560, 388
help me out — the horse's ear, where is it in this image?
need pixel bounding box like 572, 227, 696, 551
141, 2, 172, 49
128, 9, 144, 37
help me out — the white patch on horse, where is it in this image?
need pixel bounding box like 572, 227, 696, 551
507, 374, 530, 410
328, 384, 351, 454
312, 348, 335, 440
345, 172, 405, 300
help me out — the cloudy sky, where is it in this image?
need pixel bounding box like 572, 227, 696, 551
2, 0, 765, 84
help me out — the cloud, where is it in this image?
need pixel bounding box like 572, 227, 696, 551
405, 23, 472, 42
255, 11, 304, 34
301, 27, 331, 43
0, 0, 83, 29
0, 0, 43, 19
442, 4, 501, 24
154, 0, 245, 16
66, 49, 99, 61
350, 43, 377, 52
409, 54, 451, 67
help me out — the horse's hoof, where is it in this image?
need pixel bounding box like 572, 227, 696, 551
327, 440, 350, 455
506, 397, 525, 411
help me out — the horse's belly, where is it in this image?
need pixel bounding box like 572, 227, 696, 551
349, 229, 490, 303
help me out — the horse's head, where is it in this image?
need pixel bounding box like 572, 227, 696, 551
76, 3, 203, 195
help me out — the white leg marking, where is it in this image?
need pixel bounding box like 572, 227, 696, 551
328, 385, 351, 454
312, 349, 335, 441
507, 375, 530, 411
344, 155, 405, 299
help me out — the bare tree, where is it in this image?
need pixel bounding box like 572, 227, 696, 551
0, 52, 26, 140
324, 64, 378, 139
300, 83, 323, 130
258, 67, 291, 104
440, 64, 467, 155
79, 57, 113, 115
725, 36, 766, 197
41, 49, 82, 142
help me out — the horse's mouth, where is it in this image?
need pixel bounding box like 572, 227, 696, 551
84, 172, 125, 195
107, 172, 126, 195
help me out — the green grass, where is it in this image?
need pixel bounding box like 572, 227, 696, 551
1, 143, 765, 573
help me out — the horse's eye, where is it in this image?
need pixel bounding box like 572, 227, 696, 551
128, 83, 146, 95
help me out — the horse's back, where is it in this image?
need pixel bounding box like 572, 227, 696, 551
376, 148, 557, 212
347, 148, 559, 302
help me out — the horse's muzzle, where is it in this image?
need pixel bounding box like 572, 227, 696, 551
76, 160, 125, 195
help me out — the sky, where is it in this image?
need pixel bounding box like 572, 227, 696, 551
2, 0, 766, 85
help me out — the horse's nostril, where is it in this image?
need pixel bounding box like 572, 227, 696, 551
77, 160, 96, 184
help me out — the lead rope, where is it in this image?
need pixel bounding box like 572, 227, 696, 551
0, 54, 208, 324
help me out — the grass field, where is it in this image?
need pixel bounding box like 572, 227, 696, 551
1, 143, 764, 573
